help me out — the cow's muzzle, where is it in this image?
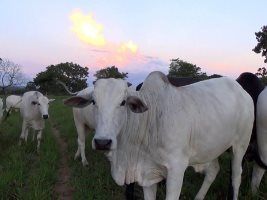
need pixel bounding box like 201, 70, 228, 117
94, 139, 112, 150
43, 115, 49, 119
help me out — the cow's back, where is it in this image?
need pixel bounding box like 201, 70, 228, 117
7, 95, 22, 109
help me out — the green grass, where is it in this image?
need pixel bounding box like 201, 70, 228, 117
0, 110, 59, 199
1, 96, 267, 199
50, 96, 125, 200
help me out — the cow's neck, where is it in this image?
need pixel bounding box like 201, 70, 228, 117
109, 92, 166, 186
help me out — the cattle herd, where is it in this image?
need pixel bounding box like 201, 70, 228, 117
0, 71, 267, 200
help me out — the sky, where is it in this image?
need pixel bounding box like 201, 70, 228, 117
0, 0, 266, 85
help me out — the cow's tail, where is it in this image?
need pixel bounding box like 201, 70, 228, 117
55, 79, 78, 95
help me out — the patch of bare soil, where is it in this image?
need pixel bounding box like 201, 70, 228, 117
51, 122, 74, 200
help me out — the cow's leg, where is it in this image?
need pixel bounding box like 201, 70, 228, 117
24, 127, 29, 142
37, 130, 43, 152
19, 120, 27, 145
166, 160, 188, 200
194, 159, 220, 200
143, 183, 157, 200
251, 163, 265, 193
74, 143, 81, 160
75, 123, 88, 166
32, 129, 35, 141
231, 145, 247, 200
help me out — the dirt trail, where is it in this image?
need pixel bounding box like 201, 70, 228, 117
51, 122, 74, 200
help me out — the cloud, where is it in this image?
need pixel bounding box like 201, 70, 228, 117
70, 10, 106, 46
70, 10, 141, 69
69, 10, 169, 85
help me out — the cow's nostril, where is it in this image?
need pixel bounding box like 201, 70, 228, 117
43, 115, 48, 119
94, 139, 112, 150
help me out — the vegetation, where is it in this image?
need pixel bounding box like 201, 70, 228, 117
0, 96, 267, 199
0, 58, 25, 109
253, 25, 267, 63
0, 109, 59, 199
94, 66, 128, 80
168, 58, 222, 80
30, 62, 89, 95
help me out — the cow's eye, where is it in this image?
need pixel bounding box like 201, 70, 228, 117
120, 100, 126, 106
91, 100, 96, 105
32, 101, 38, 105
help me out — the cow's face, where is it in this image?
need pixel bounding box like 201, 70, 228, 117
64, 79, 148, 151
31, 93, 55, 119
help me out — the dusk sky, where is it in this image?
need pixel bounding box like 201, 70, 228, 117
1, 0, 266, 85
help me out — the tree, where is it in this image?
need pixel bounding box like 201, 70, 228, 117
25, 81, 37, 91
0, 58, 25, 110
94, 66, 128, 80
33, 62, 89, 94
253, 26, 267, 63
255, 67, 267, 85
168, 58, 208, 79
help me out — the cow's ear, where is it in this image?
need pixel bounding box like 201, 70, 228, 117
63, 96, 92, 108
49, 99, 55, 103
126, 96, 148, 113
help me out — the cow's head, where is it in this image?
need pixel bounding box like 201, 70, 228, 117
31, 92, 55, 119
64, 78, 148, 151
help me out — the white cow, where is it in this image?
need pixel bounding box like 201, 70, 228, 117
251, 87, 267, 193
6, 95, 22, 113
71, 85, 134, 166
19, 91, 54, 151
64, 71, 254, 200
71, 86, 96, 166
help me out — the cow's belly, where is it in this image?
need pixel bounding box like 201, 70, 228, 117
188, 130, 237, 164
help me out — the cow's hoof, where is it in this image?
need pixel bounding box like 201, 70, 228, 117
82, 160, 89, 166
74, 153, 80, 160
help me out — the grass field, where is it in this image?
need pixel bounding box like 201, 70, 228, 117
0, 96, 267, 199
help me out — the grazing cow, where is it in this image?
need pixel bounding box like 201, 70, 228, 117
64, 71, 254, 200
19, 91, 54, 151
6, 95, 22, 113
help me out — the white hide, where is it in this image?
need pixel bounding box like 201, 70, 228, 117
252, 86, 267, 192
70, 85, 135, 166
6, 95, 22, 113
19, 91, 54, 151
91, 72, 254, 200
72, 86, 96, 166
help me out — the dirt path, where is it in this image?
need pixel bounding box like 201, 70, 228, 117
51, 122, 74, 200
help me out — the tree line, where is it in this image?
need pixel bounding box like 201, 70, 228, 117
1, 25, 267, 96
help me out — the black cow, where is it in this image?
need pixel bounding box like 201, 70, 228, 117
236, 72, 267, 168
